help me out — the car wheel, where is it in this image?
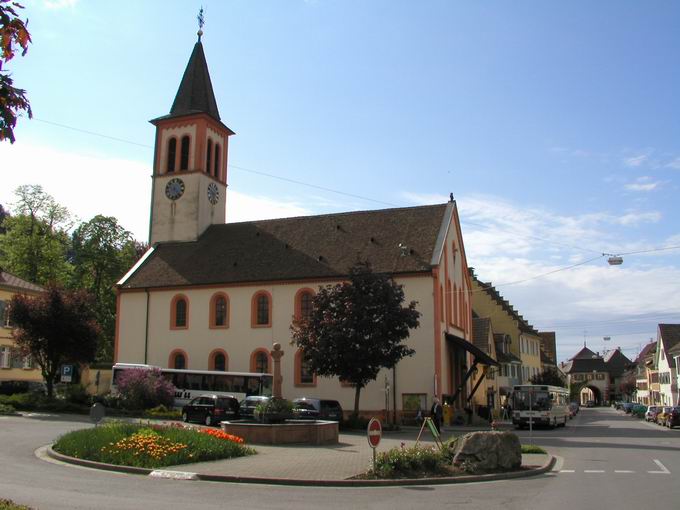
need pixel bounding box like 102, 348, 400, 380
181, 412, 189, 423
205, 414, 213, 427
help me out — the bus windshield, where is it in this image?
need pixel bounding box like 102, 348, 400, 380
513, 390, 552, 411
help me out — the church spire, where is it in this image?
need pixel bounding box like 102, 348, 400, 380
166, 13, 220, 122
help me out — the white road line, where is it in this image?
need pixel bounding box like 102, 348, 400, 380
647, 459, 671, 474
614, 470, 635, 473
583, 470, 605, 473
559, 470, 575, 473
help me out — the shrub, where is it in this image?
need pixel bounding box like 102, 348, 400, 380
254, 398, 293, 423
521, 444, 546, 454
0, 403, 17, 415
59, 384, 91, 405
115, 368, 174, 410
143, 405, 181, 420
53, 422, 254, 468
341, 415, 369, 430
370, 444, 449, 478
0, 499, 33, 510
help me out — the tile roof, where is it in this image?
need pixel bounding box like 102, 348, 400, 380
570, 346, 598, 361
659, 324, 680, 367
121, 204, 449, 289
634, 341, 657, 364
472, 317, 492, 354
603, 348, 632, 377
468, 268, 539, 335
0, 269, 44, 293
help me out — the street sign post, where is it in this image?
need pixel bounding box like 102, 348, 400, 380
60, 365, 73, 383
89, 403, 105, 427
367, 418, 382, 471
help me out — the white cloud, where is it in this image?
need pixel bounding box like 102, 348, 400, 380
624, 154, 648, 167
624, 176, 662, 192
615, 211, 661, 226
667, 157, 680, 170
0, 142, 312, 241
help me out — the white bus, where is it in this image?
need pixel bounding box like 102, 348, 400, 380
512, 384, 569, 429
112, 363, 273, 407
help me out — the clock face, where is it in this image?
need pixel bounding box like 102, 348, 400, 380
165, 178, 185, 201
207, 182, 219, 205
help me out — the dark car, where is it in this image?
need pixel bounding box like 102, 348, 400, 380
293, 398, 343, 421
665, 407, 680, 429
238, 396, 271, 420
292, 400, 320, 420
181, 394, 239, 426
622, 402, 634, 413
585, 400, 595, 408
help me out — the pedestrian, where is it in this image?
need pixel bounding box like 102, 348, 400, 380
430, 397, 443, 433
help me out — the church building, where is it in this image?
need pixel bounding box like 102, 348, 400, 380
114, 32, 485, 419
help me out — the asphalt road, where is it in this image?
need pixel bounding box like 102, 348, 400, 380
0, 407, 677, 510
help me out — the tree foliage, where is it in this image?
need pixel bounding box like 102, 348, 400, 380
0, 185, 72, 285
0, 0, 32, 143
115, 368, 175, 410
618, 371, 637, 398
70, 215, 139, 360
529, 367, 566, 387
10, 285, 100, 398
290, 262, 421, 416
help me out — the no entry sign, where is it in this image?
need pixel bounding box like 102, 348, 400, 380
367, 417, 382, 448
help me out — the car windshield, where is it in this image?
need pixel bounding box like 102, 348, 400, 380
513, 391, 551, 411
295, 402, 316, 410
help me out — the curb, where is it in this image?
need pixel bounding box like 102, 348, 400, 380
46, 445, 556, 487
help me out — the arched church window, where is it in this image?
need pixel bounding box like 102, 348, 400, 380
206, 139, 212, 174
169, 350, 188, 369
251, 291, 272, 327
167, 137, 177, 173
250, 349, 270, 373
214, 143, 220, 178
171, 294, 189, 329
180, 136, 190, 170
210, 293, 229, 328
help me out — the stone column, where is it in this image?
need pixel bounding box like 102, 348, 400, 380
270, 343, 284, 398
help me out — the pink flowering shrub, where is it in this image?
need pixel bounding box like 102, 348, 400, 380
116, 368, 175, 410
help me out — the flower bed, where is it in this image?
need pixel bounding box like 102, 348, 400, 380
53, 422, 254, 468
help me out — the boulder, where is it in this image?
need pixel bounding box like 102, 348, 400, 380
452, 431, 522, 472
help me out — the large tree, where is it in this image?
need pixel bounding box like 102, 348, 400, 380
0, 185, 72, 285
530, 367, 566, 387
291, 262, 421, 417
10, 285, 100, 398
70, 215, 139, 361
0, 0, 32, 143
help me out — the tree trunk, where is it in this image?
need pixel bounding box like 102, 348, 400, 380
353, 385, 362, 418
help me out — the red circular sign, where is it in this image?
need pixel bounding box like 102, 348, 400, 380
367, 418, 382, 448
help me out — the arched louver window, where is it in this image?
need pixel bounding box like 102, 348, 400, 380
214, 143, 220, 178
214, 353, 226, 371
175, 298, 187, 327
174, 353, 186, 369
206, 139, 212, 174
255, 351, 269, 373
167, 137, 177, 173
180, 136, 190, 170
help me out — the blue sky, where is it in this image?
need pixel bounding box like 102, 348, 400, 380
1, 0, 679, 361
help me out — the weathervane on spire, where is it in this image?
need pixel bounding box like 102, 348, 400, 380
197, 6, 205, 41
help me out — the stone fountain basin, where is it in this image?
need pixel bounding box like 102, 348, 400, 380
221, 419, 339, 445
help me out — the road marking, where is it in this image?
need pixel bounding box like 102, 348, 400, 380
583, 470, 605, 473
559, 470, 575, 473
614, 470, 635, 473
647, 459, 671, 474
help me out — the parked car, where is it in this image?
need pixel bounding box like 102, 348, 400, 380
238, 395, 271, 420
645, 406, 661, 422
292, 398, 343, 421
568, 402, 579, 418
631, 404, 647, 418
622, 402, 634, 413
664, 407, 680, 429
291, 400, 320, 420
181, 394, 240, 426
655, 406, 673, 426
585, 400, 595, 408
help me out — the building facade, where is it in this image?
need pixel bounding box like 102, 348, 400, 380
0, 270, 44, 387
115, 34, 485, 419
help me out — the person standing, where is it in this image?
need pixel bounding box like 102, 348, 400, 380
430, 397, 443, 433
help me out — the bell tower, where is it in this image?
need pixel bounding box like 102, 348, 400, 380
148, 25, 234, 245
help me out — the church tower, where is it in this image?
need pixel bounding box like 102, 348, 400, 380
148, 30, 234, 245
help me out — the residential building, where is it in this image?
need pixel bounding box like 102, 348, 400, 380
493, 333, 522, 411
538, 331, 557, 370
655, 324, 680, 406
633, 341, 656, 405
115, 33, 488, 420
0, 269, 44, 388
469, 269, 543, 383
470, 317, 500, 419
